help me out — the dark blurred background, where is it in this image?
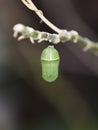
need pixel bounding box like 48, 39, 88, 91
0, 0, 98, 130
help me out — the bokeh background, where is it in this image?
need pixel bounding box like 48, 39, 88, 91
0, 0, 98, 130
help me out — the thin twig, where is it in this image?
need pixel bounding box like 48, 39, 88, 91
21, 0, 62, 33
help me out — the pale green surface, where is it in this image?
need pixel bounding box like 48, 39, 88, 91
41, 46, 60, 82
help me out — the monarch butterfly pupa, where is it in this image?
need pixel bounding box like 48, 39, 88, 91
41, 45, 60, 82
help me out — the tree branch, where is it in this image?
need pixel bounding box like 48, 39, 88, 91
12, 0, 98, 54
13, 24, 98, 53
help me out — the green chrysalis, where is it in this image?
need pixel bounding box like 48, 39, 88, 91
41, 45, 60, 82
